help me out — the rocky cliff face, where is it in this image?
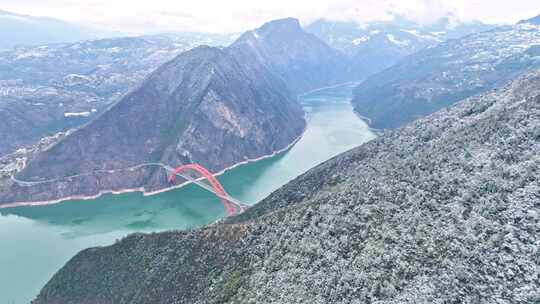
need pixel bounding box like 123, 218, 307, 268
231, 18, 349, 94
0, 20, 308, 204
352, 22, 540, 129
33, 69, 540, 303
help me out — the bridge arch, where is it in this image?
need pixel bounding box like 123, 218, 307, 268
168, 164, 237, 216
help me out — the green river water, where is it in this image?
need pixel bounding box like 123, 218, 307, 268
0, 84, 376, 303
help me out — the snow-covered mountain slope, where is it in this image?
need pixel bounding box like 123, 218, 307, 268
353, 22, 540, 128
306, 16, 496, 80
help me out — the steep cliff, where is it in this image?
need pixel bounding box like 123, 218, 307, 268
34, 69, 540, 303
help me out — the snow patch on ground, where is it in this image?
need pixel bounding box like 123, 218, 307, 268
401, 29, 441, 41
352, 36, 370, 45
64, 111, 91, 117
387, 34, 410, 46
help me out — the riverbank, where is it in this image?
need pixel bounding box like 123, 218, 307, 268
0, 125, 306, 209
353, 109, 385, 136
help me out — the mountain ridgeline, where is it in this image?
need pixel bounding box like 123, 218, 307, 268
0, 18, 352, 205
34, 67, 540, 304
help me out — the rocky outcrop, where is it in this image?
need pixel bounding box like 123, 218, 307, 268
33, 69, 540, 303
352, 22, 540, 129
0, 19, 311, 205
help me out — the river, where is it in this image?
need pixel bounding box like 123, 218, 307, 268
0, 84, 376, 303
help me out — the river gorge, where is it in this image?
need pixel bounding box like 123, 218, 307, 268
0, 84, 376, 303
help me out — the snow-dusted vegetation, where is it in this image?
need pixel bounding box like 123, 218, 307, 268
34, 68, 540, 304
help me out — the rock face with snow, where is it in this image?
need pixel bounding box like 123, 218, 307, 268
352, 22, 540, 128
0, 19, 313, 205
306, 16, 495, 80
33, 68, 540, 304
0, 34, 234, 156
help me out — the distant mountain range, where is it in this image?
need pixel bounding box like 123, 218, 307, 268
352, 22, 540, 128
0, 10, 119, 48
306, 15, 496, 80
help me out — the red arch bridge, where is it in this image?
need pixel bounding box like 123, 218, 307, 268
167, 163, 249, 216
11, 162, 248, 216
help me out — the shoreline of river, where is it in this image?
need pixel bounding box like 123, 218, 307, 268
352, 109, 385, 136
0, 126, 306, 210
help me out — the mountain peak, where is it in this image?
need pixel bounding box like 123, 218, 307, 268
518, 14, 540, 25
232, 17, 304, 47
256, 17, 302, 35
230, 17, 347, 94
260, 17, 301, 28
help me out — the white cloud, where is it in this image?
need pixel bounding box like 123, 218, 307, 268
2, 0, 540, 33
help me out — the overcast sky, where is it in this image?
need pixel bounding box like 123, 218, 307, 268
2, 0, 540, 34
